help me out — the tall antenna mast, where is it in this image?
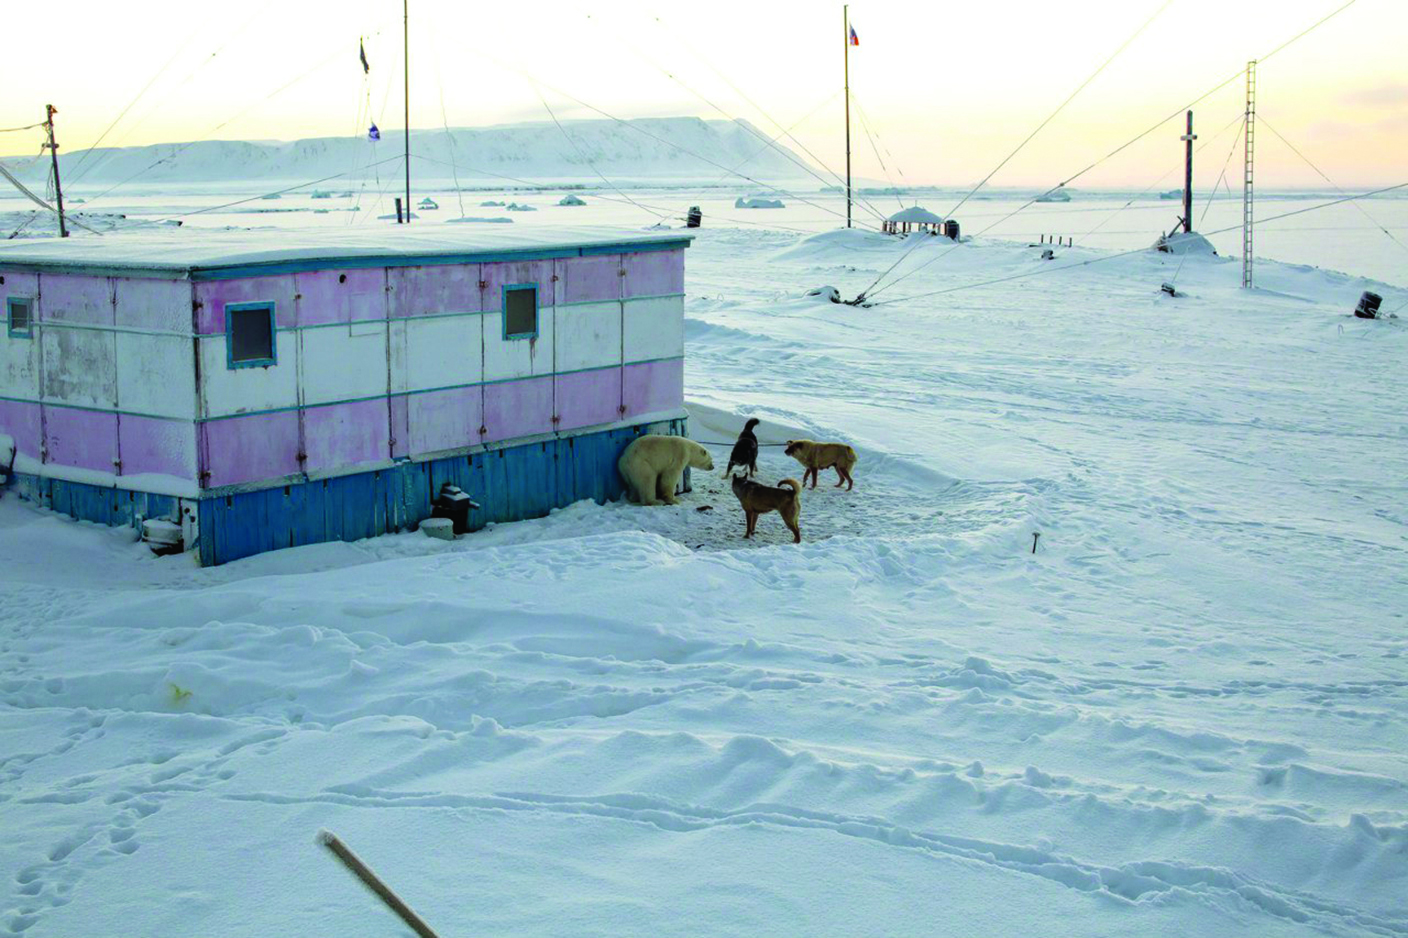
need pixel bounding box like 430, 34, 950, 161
1181, 110, 1195, 234
1242, 60, 1256, 289
43, 105, 68, 239
843, 4, 852, 229
403, 0, 411, 225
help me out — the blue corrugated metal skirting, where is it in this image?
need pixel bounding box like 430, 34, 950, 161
7, 417, 687, 566
8, 473, 181, 532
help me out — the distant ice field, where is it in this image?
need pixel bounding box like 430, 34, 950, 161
2, 182, 1404, 286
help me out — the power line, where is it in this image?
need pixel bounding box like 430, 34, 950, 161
857, 0, 1175, 301
870, 179, 1408, 307
861, 0, 1361, 303
1260, 114, 1408, 263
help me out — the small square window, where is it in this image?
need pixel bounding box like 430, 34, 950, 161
7, 297, 33, 338
227, 302, 276, 368
504, 285, 538, 339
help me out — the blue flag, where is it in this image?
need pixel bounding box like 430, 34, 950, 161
368, 123, 380, 141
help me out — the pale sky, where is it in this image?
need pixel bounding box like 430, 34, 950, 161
4, 0, 1405, 188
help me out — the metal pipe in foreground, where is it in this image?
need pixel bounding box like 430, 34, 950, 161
317, 830, 442, 938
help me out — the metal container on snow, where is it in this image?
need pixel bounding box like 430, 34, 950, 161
431, 483, 479, 535
1355, 291, 1382, 319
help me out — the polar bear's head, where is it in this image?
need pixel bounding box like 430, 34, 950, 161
686, 440, 714, 472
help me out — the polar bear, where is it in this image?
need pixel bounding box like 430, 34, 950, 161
618, 435, 714, 506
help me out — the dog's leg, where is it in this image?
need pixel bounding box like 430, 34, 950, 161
834, 466, 846, 487
842, 466, 854, 490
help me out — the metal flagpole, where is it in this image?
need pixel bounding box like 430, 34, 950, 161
403, 0, 411, 225
843, 5, 852, 229
1181, 110, 1195, 233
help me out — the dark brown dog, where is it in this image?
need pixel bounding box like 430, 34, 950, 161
784, 439, 857, 490
731, 474, 802, 543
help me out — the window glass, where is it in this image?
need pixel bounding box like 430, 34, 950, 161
7, 297, 32, 336
230, 305, 274, 365
504, 286, 537, 338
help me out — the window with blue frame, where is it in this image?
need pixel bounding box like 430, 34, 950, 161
227, 302, 276, 368
503, 284, 538, 340
6, 297, 34, 338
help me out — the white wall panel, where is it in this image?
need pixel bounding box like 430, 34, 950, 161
622, 295, 684, 363
116, 333, 196, 418
483, 306, 555, 382
401, 316, 484, 392
199, 331, 299, 417
41, 328, 117, 408
300, 325, 389, 406
0, 333, 38, 399
554, 301, 621, 372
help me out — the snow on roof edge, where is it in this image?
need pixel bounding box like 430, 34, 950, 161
0, 225, 693, 277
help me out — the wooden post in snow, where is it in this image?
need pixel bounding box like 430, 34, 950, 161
43, 105, 68, 239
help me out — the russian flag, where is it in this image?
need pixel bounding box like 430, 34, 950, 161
849, 25, 859, 46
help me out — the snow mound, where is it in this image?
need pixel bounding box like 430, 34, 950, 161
887, 206, 943, 224
735, 196, 785, 209
1154, 231, 1218, 256
445, 216, 513, 224
558, 194, 587, 206
505, 203, 536, 212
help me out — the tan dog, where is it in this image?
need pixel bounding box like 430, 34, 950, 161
731, 474, 802, 543
784, 439, 857, 490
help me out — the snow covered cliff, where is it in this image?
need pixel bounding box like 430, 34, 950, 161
3, 117, 815, 187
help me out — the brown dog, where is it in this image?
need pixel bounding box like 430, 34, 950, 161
731, 474, 802, 543
784, 439, 857, 490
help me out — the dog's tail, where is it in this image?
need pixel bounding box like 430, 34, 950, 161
778, 478, 801, 494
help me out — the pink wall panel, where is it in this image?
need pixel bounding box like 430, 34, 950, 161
389, 264, 484, 318
622, 357, 683, 419
303, 398, 391, 473
623, 250, 683, 298
0, 398, 42, 460
43, 406, 118, 472
195, 275, 298, 334
405, 385, 483, 456
38, 273, 112, 325
554, 367, 621, 431
0, 271, 40, 302
481, 259, 557, 309
296, 268, 387, 326
113, 278, 192, 332
118, 416, 198, 479
559, 255, 621, 304
482, 376, 553, 443
200, 412, 301, 488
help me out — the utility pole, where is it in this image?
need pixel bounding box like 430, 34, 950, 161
843, 4, 852, 229
43, 105, 68, 238
403, 0, 410, 224
1242, 60, 1256, 289
1180, 110, 1196, 234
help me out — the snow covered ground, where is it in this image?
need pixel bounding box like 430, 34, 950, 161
2, 223, 1407, 937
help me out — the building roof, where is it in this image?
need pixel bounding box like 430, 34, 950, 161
886, 206, 943, 224
0, 225, 693, 281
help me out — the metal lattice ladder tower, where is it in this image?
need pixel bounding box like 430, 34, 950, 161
1242, 60, 1257, 289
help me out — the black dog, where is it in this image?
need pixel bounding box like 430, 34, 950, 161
725, 418, 760, 477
